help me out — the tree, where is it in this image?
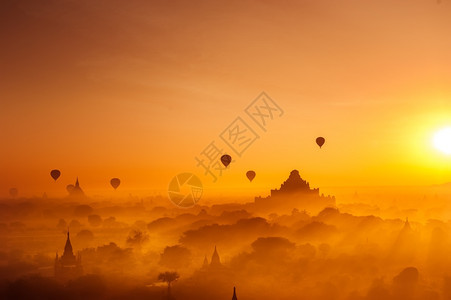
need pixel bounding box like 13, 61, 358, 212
159, 245, 191, 269
87, 214, 102, 227
126, 229, 149, 248
158, 271, 179, 298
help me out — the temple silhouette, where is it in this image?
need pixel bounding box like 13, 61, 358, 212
210, 246, 222, 268
67, 177, 86, 198
389, 217, 419, 264
54, 230, 83, 281
232, 286, 238, 300
255, 170, 335, 214
202, 246, 223, 271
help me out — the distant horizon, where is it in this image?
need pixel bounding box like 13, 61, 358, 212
4, 171, 451, 200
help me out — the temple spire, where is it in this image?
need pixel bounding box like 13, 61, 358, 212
232, 286, 238, 300
211, 245, 221, 267
55, 230, 83, 280
202, 255, 209, 268
404, 217, 411, 229
68, 177, 85, 198
63, 228, 74, 257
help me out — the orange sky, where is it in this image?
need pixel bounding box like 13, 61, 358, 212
1, 0, 451, 198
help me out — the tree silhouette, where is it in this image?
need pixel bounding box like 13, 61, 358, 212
158, 271, 179, 298
159, 245, 191, 269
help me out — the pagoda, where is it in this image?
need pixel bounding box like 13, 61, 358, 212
54, 230, 83, 281
254, 170, 335, 214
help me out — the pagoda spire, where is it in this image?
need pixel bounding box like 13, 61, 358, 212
63, 228, 74, 257
211, 245, 221, 267
404, 217, 411, 230
232, 286, 238, 300
202, 255, 209, 268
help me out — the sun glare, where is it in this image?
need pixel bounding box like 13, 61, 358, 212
433, 127, 451, 155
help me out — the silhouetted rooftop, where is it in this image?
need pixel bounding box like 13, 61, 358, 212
269, 170, 319, 197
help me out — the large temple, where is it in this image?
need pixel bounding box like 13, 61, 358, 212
54, 230, 83, 281
254, 170, 335, 214
269, 170, 320, 197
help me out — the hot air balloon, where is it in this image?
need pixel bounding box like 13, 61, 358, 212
316, 137, 325, 148
221, 154, 232, 167
66, 184, 75, 193
50, 169, 61, 181
110, 178, 121, 190
246, 170, 256, 182
9, 188, 18, 198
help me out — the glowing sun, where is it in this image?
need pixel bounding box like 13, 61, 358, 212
433, 127, 451, 155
